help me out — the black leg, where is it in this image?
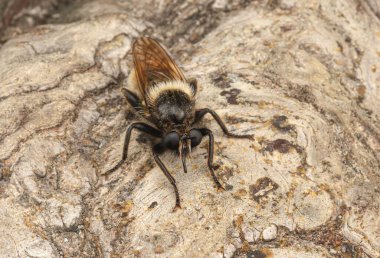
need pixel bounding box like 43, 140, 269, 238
122, 88, 143, 112
193, 108, 253, 139
105, 122, 162, 175
152, 144, 181, 211
199, 128, 224, 191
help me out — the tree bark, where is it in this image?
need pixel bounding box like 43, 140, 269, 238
0, 0, 379, 257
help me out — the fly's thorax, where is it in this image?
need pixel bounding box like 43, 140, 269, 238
147, 81, 196, 131
146, 80, 195, 105
155, 92, 195, 131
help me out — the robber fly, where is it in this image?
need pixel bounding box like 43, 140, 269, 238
106, 37, 252, 210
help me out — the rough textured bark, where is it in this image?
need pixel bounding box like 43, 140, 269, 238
0, 0, 58, 42
0, 0, 379, 257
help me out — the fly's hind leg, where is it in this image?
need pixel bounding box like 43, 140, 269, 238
122, 88, 143, 112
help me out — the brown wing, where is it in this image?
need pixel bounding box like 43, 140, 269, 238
132, 37, 186, 100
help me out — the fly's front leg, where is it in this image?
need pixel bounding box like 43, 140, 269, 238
153, 144, 181, 211
193, 108, 253, 139
198, 128, 224, 191
104, 122, 162, 175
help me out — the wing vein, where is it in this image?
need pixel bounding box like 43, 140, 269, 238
131, 37, 187, 106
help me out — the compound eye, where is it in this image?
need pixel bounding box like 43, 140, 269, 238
189, 129, 202, 147
163, 132, 180, 150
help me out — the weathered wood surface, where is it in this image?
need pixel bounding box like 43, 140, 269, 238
0, 0, 379, 257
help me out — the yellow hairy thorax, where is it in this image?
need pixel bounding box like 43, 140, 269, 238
127, 69, 194, 106
146, 81, 194, 105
